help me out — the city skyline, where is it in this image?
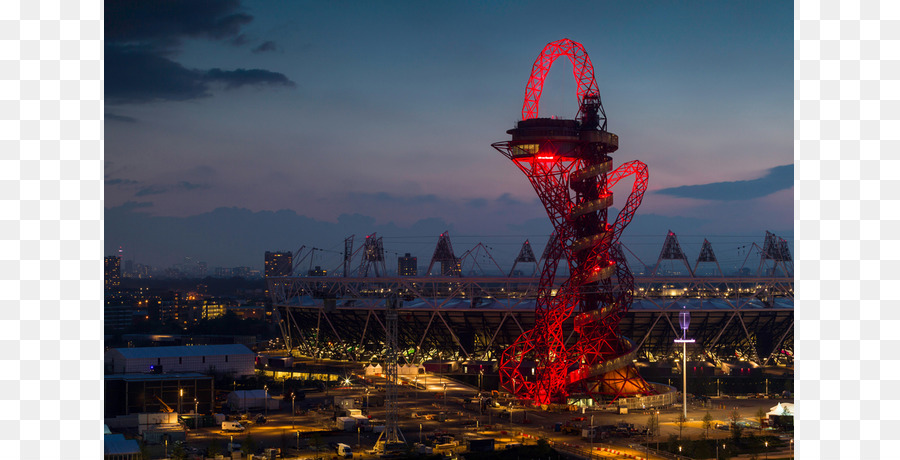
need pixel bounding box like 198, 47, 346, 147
105, 1, 793, 269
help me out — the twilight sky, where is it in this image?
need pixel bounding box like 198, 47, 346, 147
104, 0, 793, 272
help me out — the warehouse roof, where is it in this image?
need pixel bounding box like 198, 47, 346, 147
110, 344, 254, 359
104, 434, 140, 456
104, 372, 212, 382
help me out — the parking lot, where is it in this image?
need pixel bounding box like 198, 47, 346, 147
140, 373, 792, 459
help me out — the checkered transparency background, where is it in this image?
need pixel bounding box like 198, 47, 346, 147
1, 0, 895, 458
795, 0, 900, 459
2, 0, 103, 458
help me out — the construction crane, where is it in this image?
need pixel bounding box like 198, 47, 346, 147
154, 394, 174, 413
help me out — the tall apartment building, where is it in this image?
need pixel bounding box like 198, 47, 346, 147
264, 251, 293, 299
264, 251, 293, 278
105, 256, 121, 290
398, 253, 417, 276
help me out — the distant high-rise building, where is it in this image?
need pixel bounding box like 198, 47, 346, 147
398, 253, 417, 276
264, 251, 293, 300
105, 256, 121, 289
264, 251, 293, 278
307, 266, 327, 277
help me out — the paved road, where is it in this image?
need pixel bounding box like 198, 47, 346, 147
160, 374, 791, 460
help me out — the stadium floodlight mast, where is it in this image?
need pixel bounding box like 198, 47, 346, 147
674, 306, 695, 420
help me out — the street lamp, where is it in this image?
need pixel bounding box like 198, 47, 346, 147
264, 385, 268, 417
674, 306, 695, 421
292, 394, 296, 429
194, 397, 198, 415
478, 369, 483, 392
179, 388, 183, 414
656, 411, 660, 452
790, 439, 793, 459
438, 352, 443, 388
590, 414, 594, 453
765, 440, 769, 460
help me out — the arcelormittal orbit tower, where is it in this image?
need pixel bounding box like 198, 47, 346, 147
493, 38, 654, 406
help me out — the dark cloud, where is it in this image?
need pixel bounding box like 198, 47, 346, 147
496, 193, 526, 207
177, 181, 211, 191
105, 112, 137, 123
104, 205, 456, 268
133, 181, 211, 197
655, 164, 793, 201
105, 0, 252, 45
105, 0, 294, 105
205, 68, 295, 89
230, 34, 250, 46
106, 45, 294, 104
348, 192, 440, 205
252, 41, 277, 53
116, 201, 155, 212
104, 200, 793, 272
135, 185, 168, 197
106, 45, 212, 104
106, 178, 140, 186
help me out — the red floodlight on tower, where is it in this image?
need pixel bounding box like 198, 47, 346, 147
493, 38, 653, 406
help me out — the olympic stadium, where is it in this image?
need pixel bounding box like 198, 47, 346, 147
267, 230, 793, 375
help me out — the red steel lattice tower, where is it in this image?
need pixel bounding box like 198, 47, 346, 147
493, 38, 654, 405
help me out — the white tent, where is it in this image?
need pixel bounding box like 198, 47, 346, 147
365, 363, 383, 376
399, 364, 423, 375
766, 402, 794, 418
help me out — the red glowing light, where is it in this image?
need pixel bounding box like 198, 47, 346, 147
522, 38, 599, 120
495, 39, 652, 406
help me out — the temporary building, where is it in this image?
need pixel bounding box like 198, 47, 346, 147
337, 416, 358, 431
227, 389, 275, 411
